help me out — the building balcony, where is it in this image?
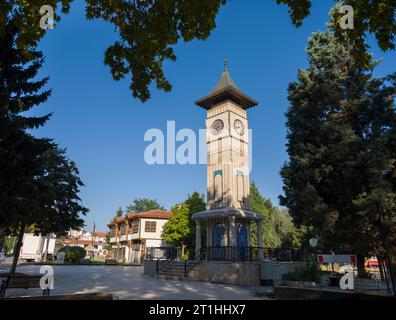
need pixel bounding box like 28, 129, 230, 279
119, 234, 127, 242
110, 237, 117, 243
130, 233, 140, 240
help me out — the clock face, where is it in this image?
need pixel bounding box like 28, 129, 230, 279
211, 119, 224, 136
234, 119, 245, 136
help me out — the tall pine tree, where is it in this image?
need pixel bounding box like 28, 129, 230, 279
280, 31, 396, 276
0, 8, 87, 273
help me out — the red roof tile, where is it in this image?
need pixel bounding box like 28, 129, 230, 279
93, 232, 108, 237
64, 239, 102, 245
127, 210, 171, 220
116, 216, 125, 223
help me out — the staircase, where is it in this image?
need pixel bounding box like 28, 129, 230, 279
157, 261, 200, 280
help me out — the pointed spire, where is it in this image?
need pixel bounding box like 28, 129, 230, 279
211, 59, 238, 93
195, 60, 258, 110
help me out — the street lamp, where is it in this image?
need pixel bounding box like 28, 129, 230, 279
308, 238, 319, 267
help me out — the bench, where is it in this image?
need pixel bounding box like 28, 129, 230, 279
0, 273, 50, 298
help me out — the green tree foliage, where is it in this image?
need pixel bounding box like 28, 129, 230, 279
280, 31, 396, 274
0, 1, 73, 49
58, 246, 86, 263
116, 207, 123, 217
162, 203, 191, 256
2, 237, 16, 254
103, 234, 112, 252
282, 262, 322, 284
184, 192, 206, 253
249, 183, 306, 248
276, 0, 396, 67
126, 198, 164, 213
1, 0, 227, 101
108, 207, 124, 225
249, 182, 276, 247
85, 0, 227, 101
0, 5, 87, 272
162, 192, 206, 256
3, 1, 395, 101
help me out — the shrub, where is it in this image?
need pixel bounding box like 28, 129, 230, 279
58, 246, 86, 263
181, 254, 189, 261
282, 263, 322, 284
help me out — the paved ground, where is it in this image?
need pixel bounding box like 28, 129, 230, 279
0, 264, 269, 299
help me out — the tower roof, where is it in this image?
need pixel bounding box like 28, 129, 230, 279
195, 60, 258, 110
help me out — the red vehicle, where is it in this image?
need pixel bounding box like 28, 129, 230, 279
365, 258, 379, 267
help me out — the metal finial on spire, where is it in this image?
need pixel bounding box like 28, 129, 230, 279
224, 58, 228, 71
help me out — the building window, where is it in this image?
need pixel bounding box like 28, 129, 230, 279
131, 221, 139, 234
145, 221, 156, 233
132, 242, 141, 250
120, 223, 127, 235
214, 170, 223, 204
218, 138, 222, 163
237, 171, 244, 202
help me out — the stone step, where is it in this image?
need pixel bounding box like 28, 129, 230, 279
162, 266, 186, 271
158, 261, 201, 276
157, 274, 186, 281
157, 274, 197, 281
160, 271, 184, 277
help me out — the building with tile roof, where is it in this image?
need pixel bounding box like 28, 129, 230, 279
108, 210, 172, 264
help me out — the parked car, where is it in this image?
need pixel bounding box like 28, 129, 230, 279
0, 251, 6, 265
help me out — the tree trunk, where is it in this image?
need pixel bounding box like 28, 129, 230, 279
385, 247, 396, 298
356, 254, 367, 278
10, 223, 26, 274
378, 256, 386, 281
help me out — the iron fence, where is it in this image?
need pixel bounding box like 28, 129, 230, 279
147, 246, 303, 263
200, 246, 303, 262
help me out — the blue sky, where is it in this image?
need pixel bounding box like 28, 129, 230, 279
31, 0, 395, 231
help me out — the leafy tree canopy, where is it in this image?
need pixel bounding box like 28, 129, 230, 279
162, 203, 191, 251
4, 1, 394, 101
126, 197, 164, 213
162, 192, 205, 255
249, 182, 306, 248
1, 0, 227, 102
116, 207, 123, 217
276, 0, 396, 67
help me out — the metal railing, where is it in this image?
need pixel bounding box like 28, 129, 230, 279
146, 247, 178, 276
184, 248, 204, 276
203, 246, 303, 262
148, 246, 303, 277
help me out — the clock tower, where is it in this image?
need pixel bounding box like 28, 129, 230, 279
192, 61, 264, 259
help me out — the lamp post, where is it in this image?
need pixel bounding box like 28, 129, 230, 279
309, 238, 318, 263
